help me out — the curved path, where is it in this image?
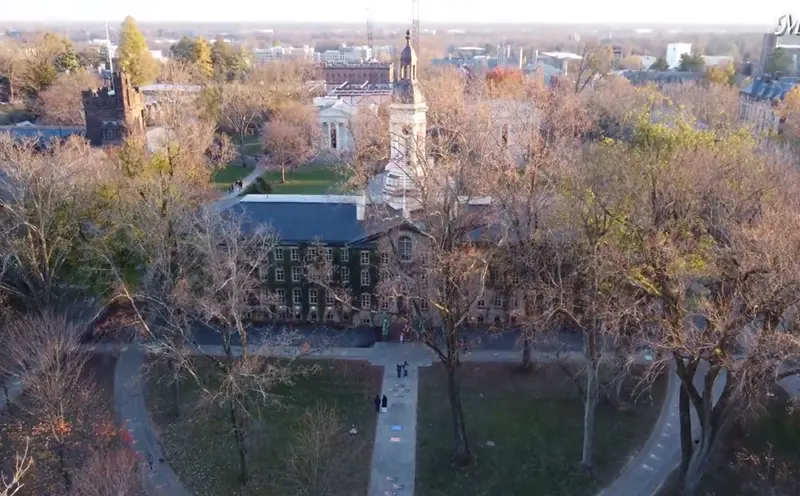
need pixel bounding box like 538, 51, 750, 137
114, 341, 191, 496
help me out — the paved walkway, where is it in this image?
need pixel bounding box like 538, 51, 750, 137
366, 343, 433, 496
214, 162, 266, 211
114, 341, 190, 496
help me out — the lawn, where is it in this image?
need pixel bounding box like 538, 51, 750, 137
241, 134, 263, 155
254, 167, 347, 195
212, 163, 255, 188
145, 358, 382, 496
416, 363, 667, 496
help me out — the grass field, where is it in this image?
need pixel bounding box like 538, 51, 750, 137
416, 363, 666, 496
146, 358, 381, 496
212, 163, 255, 188
246, 166, 347, 195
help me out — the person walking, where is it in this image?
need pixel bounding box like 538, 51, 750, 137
396, 363, 402, 378
373, 394, 381, 413
400, 330, 404, 344
403, 361, 409, 377
381, 395, 388, 413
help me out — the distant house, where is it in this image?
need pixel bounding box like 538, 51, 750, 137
740, 75, 800, 134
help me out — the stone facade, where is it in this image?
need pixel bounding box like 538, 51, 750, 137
81, 72, 146, 147
318, 63, 394, 86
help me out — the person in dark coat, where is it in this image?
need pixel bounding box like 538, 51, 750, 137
403, 361, 409, 377
373, 394, 381, 412
381, 394, 388, 412
396, 363, 402, 378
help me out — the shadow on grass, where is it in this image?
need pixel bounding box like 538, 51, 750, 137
416, 362, 667, 496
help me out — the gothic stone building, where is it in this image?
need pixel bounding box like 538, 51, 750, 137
81, 72, 146, 147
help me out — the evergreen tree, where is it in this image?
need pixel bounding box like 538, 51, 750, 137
193, 37, 213, 79
170, 36, 196, 63
678, 53, 705, 72
117, 16, 158, 86
651, 56, 669, 71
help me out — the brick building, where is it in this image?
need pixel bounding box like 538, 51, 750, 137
81, 72, 146, 147
317, 62, 394, 86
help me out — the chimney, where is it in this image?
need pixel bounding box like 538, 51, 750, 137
356, 193, 366, 221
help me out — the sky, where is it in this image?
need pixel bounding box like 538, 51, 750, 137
0, 0, 795, 26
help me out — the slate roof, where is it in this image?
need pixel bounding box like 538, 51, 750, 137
229, 199, 368, 245
0, 126, 84, 144
740, 76, 800, 102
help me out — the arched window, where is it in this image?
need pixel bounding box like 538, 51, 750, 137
398, 236, 413, 262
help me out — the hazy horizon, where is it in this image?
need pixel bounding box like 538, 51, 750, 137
1, 0, 793, 27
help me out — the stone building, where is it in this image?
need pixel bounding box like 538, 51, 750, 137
81, 72, 146, 147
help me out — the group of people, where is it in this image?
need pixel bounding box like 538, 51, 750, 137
396, 361, 409, 378
227, 180, 244, 194
374, 394, 388, 413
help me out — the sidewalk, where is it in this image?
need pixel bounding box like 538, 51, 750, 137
114, 341, 190, 496
215, 162, 265, 210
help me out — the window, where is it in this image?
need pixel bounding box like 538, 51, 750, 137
381, 299, 390, 311
477, 315, 485, 324
309, 289, 318, 306
276, 288, 285, 304
310, 310, 318, 322
360, 251, 370, 265
493, 295, 504, 308
477, 299, 485, 309
361, 293, 371, 309
341, 248, 349, 262
325, 248, 333, 262
511, 297, 519, 309
307, 247, 317, 258
421, 299, 429, 310
330, 126, 337, 149
274, 247, 284, 261
325, 309, 334, 321
361, 317, 372, 325
511, 273, 521, 285
290, 247, 300, 261
291, 266, 302, 282
361, 269, 370, 286
259, 265, 269, 281
398, 236, 413, 262
325, 292, 335, 306
380, 252, 389, 264
293, 288, 302, 305
293, 308, 302, 321
275, 267, 285, 282
341, 267, 350, 283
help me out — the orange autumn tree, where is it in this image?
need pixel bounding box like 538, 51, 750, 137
486, 67, 524, 97
780, 85, 800, 138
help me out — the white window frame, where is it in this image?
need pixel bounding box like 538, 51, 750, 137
341, 248, 349, 262
511, 273, 521, 285
274, 247, 284, 261
293, 288, 302, 305
275, 267, 285, 282
380, 252, 389, 264
276, 288, 285, 304
361, 293, 371, 309
381, 298, 390, 311
398, 236, 413, 262
477, 298, 486, 309
361, 269, 370, 286
325, 248, 333, 262
290, 247, 300, 261
291, 266, 302, 282
341, 267, 350, 283
325, 292, 335, 306
360, 250, 370, 265
309, 288, 318, 306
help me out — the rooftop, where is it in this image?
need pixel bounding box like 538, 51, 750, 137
741, 76, 800, 102
0, 125, 84, 143
229, 195, 368, 245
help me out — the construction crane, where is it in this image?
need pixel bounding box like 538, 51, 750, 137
411, 0, 420, 53
366, 6, 374, 60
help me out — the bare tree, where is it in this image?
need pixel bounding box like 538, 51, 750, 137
262, 102, 321, 183
1, 313, 93, 491
573, 42, 614, 95
36, 70, 100, 126
0, 40, 26, 104
280, 403, 368, 496
0, 134, 105, 311
69, 448, 141, 496
661, 82, 742, 133
214, 81, 269, 164
0, 439, 33, 496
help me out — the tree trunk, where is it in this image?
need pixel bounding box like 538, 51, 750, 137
169, 359, 180, 418
520, 335, 532, 371
281, 165, 287, 184
239, 131, 247, 166
229, 401, 249, 484
57, 442, 71, 490
580, 359, 599, 470
445, 364, 473, 466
